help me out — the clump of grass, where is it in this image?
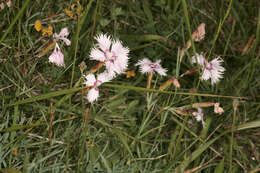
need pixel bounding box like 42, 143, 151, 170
0, 0, 259, 172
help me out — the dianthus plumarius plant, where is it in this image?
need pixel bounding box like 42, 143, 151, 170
81, 31, 226, 124
0, 0, 260, 172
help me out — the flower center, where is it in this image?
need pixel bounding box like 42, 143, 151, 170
205, 62, 213, 71
202, 59, 213, 71
93, 80, 102, 87
148, 63, 158, 69
104, 49, 117, 62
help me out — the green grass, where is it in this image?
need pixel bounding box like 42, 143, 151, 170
0, 0, 260, 172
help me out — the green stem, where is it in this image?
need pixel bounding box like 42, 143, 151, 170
7, 84, 247, 107
229, 99, 238, 172
181, 0, 196, 55
102, 84, 247, 99
70, 0, 94, 89
208, 0, 233, 58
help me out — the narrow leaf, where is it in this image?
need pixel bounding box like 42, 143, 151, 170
214, 158, 225, 173
142, 0, 153, 22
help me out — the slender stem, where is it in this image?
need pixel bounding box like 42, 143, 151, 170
229, 99, 238, 172
181, 0, 196, 56
102, 84, 247, 99
208, 0, 233, 58
70, 0, 94, 89
147, 72, 153, 89
66, 121, 72, 173
7, 84, 247, 107
70, 21, 80, 89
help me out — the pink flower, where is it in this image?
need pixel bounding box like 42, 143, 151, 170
6, 0, 11, 7
48, 28, 71, 67
136, 58, 167, 76
0, 2, 5, 10
89, 33, 129, 76
192, 23, 205, 42
192, 108, 205, 128
48, 44, 65, 67
192, 53, 225, 85
54, 27, 71, 46
85, 72, 113, 103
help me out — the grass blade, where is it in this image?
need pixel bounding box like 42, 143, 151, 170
0, 0, 31, 44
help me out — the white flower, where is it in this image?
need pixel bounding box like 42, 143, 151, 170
191, 53, 225, 85
89, 33, 129, 76
191, 53, 205, 66
136, 58, 167, 76
192, 108, 205, 128
48, 44, 65, 67
214, 103, 224, 115
85, 72, 113, 103
54, 27, 71, 46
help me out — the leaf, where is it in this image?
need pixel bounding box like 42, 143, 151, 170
235, 120, 260, 131
6, 86, 85, 107
106, 98, 126, 110
0, 123, 45, 133
122, 100, 139, 116
112, 129, 134, 158
99, 18, 110, 27
100, 153, 112, 173
0, 168, 22, 173
214, 158, 225, 173
121, 34, 166, 42
94, 116, 112, 128
139, 125, 166, 139
142, 0, 153, 23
